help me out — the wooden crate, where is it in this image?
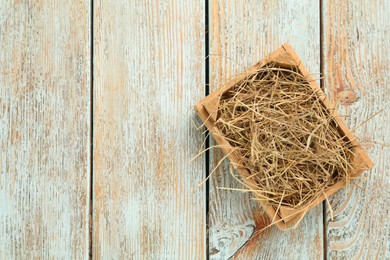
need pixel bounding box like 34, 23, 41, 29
195, 43, 374, 229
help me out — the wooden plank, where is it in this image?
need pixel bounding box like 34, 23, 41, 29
93, 1, 205, 258
208, 1, 323, 259
323, 0, 390, 258
0, 1, 90, 258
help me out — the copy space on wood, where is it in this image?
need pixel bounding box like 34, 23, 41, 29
93, 1, 206, 258
0, 1, 90, 258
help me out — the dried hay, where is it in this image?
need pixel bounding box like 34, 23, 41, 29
215, 64, 355, 210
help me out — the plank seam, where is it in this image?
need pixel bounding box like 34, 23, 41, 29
89, 0, 94, 258
320, 0, 328, 259
205, 0, 210, 259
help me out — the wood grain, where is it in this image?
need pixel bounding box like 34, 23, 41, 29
93, 1, 205, 258
208, 1, 324, 259
323, 0, 390, 258
0, 1, 90, 258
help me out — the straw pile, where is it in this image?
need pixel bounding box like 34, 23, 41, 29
216, 64, 354, 209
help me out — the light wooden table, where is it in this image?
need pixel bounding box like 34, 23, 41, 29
1, 1, 389, 259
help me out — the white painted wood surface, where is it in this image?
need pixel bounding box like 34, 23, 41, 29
93, 1, 205, 258
0, 1, 90, 258
323, 0, 390, 258
1, 1, 388, 258
208, 1, 324, 259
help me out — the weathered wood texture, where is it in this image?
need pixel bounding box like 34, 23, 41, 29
324, 0, 390, 258
1, 1, 388, 258
93, 1, 205, 258
0, 1, 90, 258
208, 1, 323, 259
